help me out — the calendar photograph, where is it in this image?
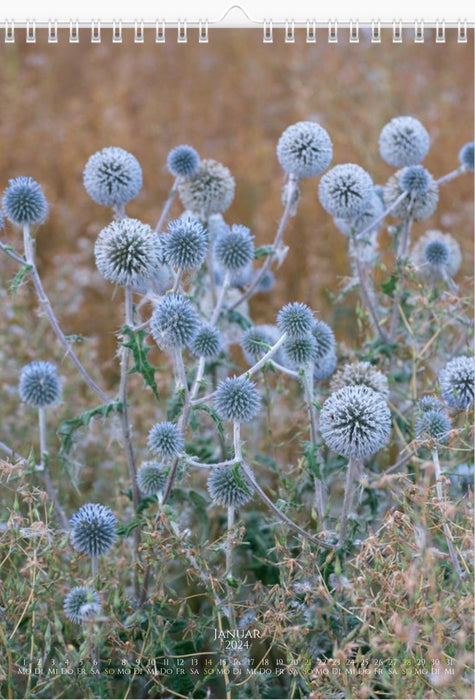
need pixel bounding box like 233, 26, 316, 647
0, 23, 473, 700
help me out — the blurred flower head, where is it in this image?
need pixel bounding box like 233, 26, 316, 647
19, 361, 61, 407
83, 146, 142, 207
378, 116, 430, 167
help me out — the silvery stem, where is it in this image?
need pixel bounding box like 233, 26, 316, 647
38, 407, 47, 472
154, 176, 179, 233
302, 366, 326, 525
226, 506, 235, 576
338, 456, 362, 548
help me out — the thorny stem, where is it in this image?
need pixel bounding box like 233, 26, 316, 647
154, 176, 179, 233
349, 237, 390, 343
37, 407, 47, 472
302, 366, 326, 525
228, 175, 299, 311
432, 448, 464, 580
21, 225, 109, 402
338, 456, 362, 548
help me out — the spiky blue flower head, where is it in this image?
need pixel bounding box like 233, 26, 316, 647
137, 461, 167, 495
334, 190, 384, 237
2, 177, 48, 226
162, 217, 208, 270
214, 224, 255, 272
420, 395, 445, 413
283, 335, 317, 367
416, 409, 451, 444
384, 169, 438, 221
19, 361, 61, 407
318, 164, 374, 219
276, 121, 333, 178
439, 356, 474, 410
147, 421, 184, 458
215, 376, 260, 423
83, 146, 142, 207
95, 218, 162, 287
150, 293, 200, 349
64, 587, 101, 624
190, 324, 222, 359
167, 145, 201, 178
320, 385, 391, 460
70, 503, 117, 557
399, 165, 432, 196
379, 116, 430, 167
411, 230, 461, 282
242, 326, 273, 364
458, 142, 474, 171
207, 464, 254, 507
313, 350, 337, 382
424, 239, 450, 267
331, 361, 389, 398
277, 302, 314, 339
177, 158, 235, 218
311, 320, 335, 360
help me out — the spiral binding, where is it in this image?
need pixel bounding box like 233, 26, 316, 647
0, 16, 471, 44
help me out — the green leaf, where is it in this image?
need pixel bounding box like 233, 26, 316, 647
225, 309, 252, 330
122, 325, 160, 402
9, 264, 32, 295
254, 245, 274, 259
381, 274, 397, 296
57, 401, 123, 456
117, 517, 144, 537
192, 404, 225, 443
304, 442, 322, 480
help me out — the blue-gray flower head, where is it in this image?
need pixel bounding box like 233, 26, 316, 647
311, 320, 335, 360
319, 164, 374, 219
0, 210, 4, 229
207, 464, 254, 507
70, 503, 117, 557
242, 326, 274, 364
410, 230, 461, 282
330, 361, 389, 398
384, 169, 438, 221
150, 293, 200, 349
190, 324, 222, 359
276, 121, 333, 178
420, 395, 445, 413
94, 218, 162, 287
147, 421, 184, 458
215, 376, 260, 423
214, 224, 255, 272
162, 217, 208, 270
177, 158, 235, 217
379, 116, 430, 167
449, 462, 474, 498
277, 302, 314, 339
19, 361, 61, 407
83, 147, 142, 207
313, 350, 337, 382
334, 189, 384, 237
416, 409, 451, 444
255, 269, 275, 294
64, 587, 101, 624
320, 385, 391, 459
167, 145, 201, 178
283, 335, 317, 367
2, 176, 48, 226
399, 165, 432, 196
439, 356, 474, 410
458, 142, 474, 171
137, 461, 167, 495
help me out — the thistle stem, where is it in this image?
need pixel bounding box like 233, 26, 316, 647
355, 190, 408, 241
36, 407, 69, 529
226, 506, 235, 576
302, 367, 326, 525
37, 407, 47, 472
432, 448, 464, 580
91, 555, 98, 581
436, 166, 464, 186
338, 456, 362, 548
388, 215, 414, 342
154, 176, 179, 233
350, 237, 389, 343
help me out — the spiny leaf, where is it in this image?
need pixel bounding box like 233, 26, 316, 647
57, 401, 123, 456
192, 404, 225, 443
304, 442, 322, 480
226, 309, 252, 330
9, 264, 32, 295
381, 274, 397, 296
254, 245, 274, 259
122, 325, 160, 402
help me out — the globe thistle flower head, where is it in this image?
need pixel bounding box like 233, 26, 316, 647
311, 320, 335, 360
166, 145, 201, 178
276, 121, 333, 178
215, 376, 260, 423
83, 147, 142, 207
277, 302, 314, 339
383, 169, 438, 222
2, 176, 48, 226
449, 462, 474, 498
439, 356, 474, 410
162, 217, 208, 270
190, 324, 222, 359
95, 218, 162, 287
242, 326, 273, 365
283, 335, 318, 367
458, 142, 474, 171
177, 158, 235, 218
70, 503, 117, 557
330, 361, 389, 399
313, 350, 337, 382
255, 269, 275, 294
416, 409, 451, 444
411, 230, 461, 282
147, 421, 184, 458
137, 461, 167, 495
64, 587, 101, 625
334, 190, 384, 237
19, 361, 61, 407
319, 164, 374, 219
214, 224, 255, 272
378, 116, 430, 167
230, 261, 253, 287
150, 294, 200, 349
399, 165, 432, 196
207, 464, 254, 507
420, 395, 445, 413
320, 385, 391, 460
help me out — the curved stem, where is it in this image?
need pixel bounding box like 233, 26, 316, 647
432, 448, 464, 580
338, 456, 362, 548
154, 176, 179, 233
